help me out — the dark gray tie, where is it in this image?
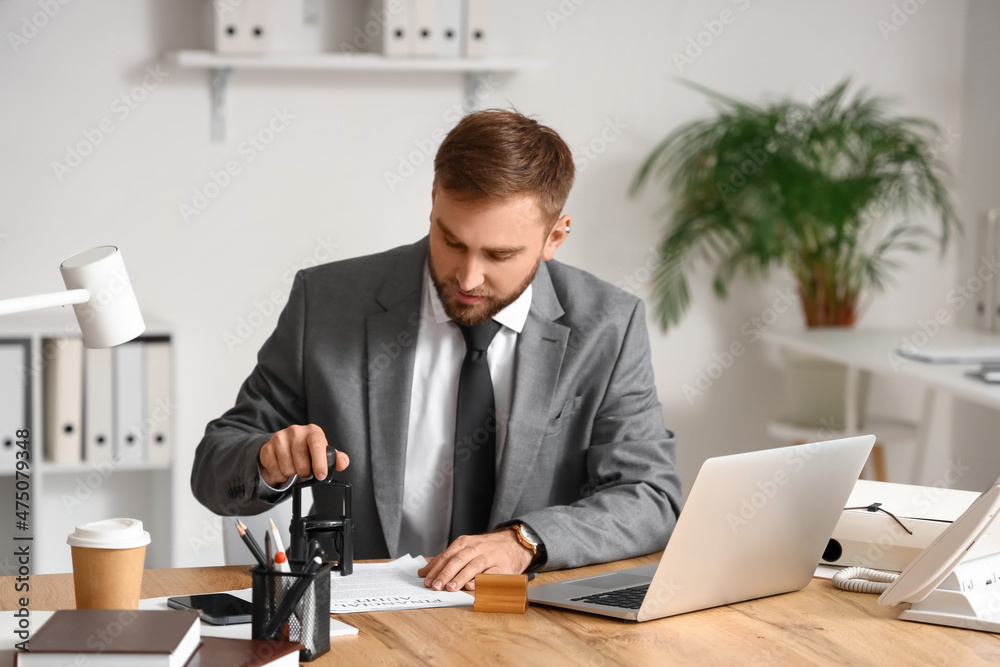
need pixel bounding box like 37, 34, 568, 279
449, 319, 503, 542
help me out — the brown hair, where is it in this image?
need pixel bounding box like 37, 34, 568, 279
434, 109, 575, 223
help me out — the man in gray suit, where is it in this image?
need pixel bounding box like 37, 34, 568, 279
192, 110, 681, 593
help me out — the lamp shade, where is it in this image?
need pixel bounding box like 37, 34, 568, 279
59, 246, 145, 348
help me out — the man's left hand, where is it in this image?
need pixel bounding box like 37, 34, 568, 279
417, 530, 533, 592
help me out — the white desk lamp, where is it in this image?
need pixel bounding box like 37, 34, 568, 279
0, 246, 145, 347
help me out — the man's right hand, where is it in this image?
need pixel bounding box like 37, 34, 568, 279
258, 424, 350, 487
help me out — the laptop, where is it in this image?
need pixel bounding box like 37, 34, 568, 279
528, 435, 875, 622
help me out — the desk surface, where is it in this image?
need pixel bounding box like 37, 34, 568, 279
4, 555, 1000, 666
764, 327, 1000, 410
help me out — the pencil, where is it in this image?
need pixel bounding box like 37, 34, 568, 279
236, 520, 267, 569
269, 518, 290, 572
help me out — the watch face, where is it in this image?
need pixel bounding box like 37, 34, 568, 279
519, 524, 540, 546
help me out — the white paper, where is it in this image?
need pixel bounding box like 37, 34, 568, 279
328, 555, 474, 613
139, 588, 358, 638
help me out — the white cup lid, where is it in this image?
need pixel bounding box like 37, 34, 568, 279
67, 518, 151, 549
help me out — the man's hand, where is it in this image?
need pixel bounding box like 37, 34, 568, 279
417, 530, 533, 592
258, 424, 350, 486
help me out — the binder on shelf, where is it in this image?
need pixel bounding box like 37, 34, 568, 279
437, 0, 462, 58
0, 339, 30, 470
144, 339, 172, 465
374, 0, 411, 57
113, 341, 146, 465
214, 0, 271, 54
83, 346, 113, 464
411, 0, 438, 57
43, 337, 83, 465
463, 0, 489, 57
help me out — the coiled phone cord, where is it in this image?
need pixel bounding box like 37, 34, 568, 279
832, 567, 899, 594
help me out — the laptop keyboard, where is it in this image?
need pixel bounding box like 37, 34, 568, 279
570, 583, 649, 610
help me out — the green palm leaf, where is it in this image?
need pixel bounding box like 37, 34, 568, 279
631, 77, 960, 329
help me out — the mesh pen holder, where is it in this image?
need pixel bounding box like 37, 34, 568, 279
251, 561, 332, 662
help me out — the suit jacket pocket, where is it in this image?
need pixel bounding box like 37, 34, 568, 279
545, 395, 582, 435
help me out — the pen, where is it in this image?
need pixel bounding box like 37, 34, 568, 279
263, 555, 323, 638
265, 531, 272, 571
236, 520, 267, 569
269, 519, 291, 572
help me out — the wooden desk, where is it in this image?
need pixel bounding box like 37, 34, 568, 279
4, 555, 1000, 666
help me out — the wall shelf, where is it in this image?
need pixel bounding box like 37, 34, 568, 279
168, 50, 548, 142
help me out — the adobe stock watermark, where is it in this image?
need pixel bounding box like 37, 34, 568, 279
714, 84, 829, 201
213, 0, 247, 16
860, 126, 960, 229
887, 254, 1000, 371
21, 264, 136, 385
726, 419, 840, 534
877, 0, 935, 41
51, 64, 169, 183
60, 396, 178, 513
7, 0, 72, 54
179, 107, 295, 223
337, 0, 406, 57
545, 0, 588, 31
847, 458, 970, 569
223, 235, 340, 352
383, 74, 500, 192
615, 247, 661, 297
187, 487, 267, 557
672, 0, 753, 74
682, 287, 798, 404
573, 117, 628, 174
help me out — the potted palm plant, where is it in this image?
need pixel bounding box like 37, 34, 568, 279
630, 79, 960, 330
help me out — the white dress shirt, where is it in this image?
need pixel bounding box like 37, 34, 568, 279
259, 263, 532, 558
398, 264, 531, 557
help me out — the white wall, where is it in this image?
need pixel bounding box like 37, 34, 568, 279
0, 0, 974, 569
951, 0, 1000, 493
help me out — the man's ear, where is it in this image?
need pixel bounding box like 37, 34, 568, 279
541, 214, 571, 261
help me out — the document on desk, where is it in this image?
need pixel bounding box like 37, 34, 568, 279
329, 555, 474, 613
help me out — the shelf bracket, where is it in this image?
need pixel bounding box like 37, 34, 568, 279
463, 71, 491, 114
210, 67, 232, 143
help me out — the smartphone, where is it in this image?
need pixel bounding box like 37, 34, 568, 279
167, 593, 253, 625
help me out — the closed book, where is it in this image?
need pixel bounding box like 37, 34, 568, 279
185, 637, 303, 667
18, 609, 199, 667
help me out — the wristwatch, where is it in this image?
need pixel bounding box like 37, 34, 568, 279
511, 524, 541, 558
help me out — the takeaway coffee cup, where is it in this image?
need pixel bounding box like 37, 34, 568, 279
67, 518, 150, 609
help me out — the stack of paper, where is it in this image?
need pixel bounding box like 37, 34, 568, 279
329, 555, 474, 614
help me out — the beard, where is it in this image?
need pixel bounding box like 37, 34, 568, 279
428, 251, 540, 327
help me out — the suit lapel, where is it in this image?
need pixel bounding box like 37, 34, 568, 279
492, 261, 570, 525
367, 238, 426, 556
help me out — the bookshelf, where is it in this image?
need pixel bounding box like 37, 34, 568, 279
167, 50, 547, 141
0, 311, 176, 574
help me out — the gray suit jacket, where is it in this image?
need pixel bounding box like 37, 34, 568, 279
191, 237, 681, 570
